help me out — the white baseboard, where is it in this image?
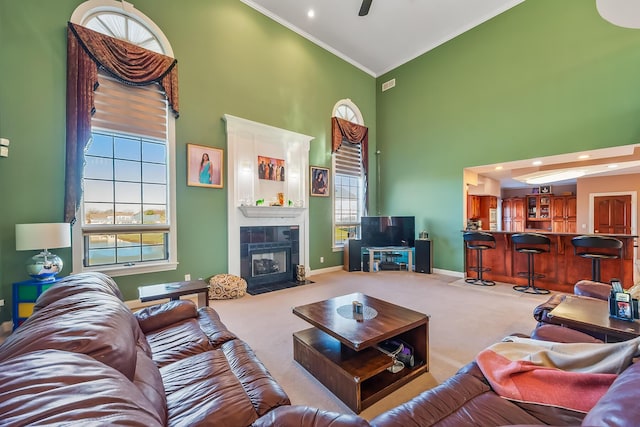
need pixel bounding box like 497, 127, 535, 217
434, 268, 464, 278
309, 265, 344, 276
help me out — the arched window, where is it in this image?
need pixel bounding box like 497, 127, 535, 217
332, 99, 365, 248
69, 0, 177, 276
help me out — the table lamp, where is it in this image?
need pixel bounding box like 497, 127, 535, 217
15, 223, 71, 281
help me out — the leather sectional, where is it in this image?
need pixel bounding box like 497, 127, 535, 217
0, 272, 637, 426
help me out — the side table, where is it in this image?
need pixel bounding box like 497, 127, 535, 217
13, 277, 63, 330
138, 280, 210, 308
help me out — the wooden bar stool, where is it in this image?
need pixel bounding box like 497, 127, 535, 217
571, 235, 623, 283
463, 231, 496, 286
512, 233, 550, 294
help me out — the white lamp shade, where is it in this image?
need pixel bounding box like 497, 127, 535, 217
596, 0, 640, 29
16, 223, 71, 251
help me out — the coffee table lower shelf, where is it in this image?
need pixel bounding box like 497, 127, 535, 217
293, 327, 427, 413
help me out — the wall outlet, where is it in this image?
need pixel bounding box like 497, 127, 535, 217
0, 299, 4, 307
320, 257, 324, 263
184, 273, 191, 281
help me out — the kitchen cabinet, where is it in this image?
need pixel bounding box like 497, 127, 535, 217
467, 195, 481, 219
525, 195, 552, 231
552, 195, 577, 233
502, 197, 524, 232
468, 195, 497, 230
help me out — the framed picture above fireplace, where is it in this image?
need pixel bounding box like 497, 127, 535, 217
258, 155, 285, 181
311, 166, 329, 197
187, 144, 224, 188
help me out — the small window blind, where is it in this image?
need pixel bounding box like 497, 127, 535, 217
92, 71, 168, 139
334, 141, 362, 176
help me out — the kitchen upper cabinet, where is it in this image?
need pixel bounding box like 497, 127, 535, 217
552, 195, 577, 233
467, 195, 481, 219
502, 197, 524, 232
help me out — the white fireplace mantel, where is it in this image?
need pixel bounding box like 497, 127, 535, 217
224, 114, 314, 277
238, 206, 306, 218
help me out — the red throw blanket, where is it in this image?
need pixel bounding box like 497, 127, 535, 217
476, 336, 640, 413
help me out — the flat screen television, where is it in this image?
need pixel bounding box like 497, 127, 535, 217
361, 216, 415, 247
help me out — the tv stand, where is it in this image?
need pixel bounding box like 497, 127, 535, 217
365, 246, 413, 273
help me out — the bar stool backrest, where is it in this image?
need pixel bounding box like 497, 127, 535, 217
463, 231, 496, 249
571, 235, 623, 257
511, 233, 551, 253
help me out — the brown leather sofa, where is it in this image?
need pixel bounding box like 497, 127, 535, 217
257, 345, 639, 427
0, 272, 292, 426
1, 272, 637, 426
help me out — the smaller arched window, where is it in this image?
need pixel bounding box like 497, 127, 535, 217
332, 99, 365, 248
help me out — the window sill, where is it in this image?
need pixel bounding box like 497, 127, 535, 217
73, 260, 179, 278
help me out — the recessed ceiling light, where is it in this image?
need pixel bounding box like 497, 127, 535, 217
307, 9, 315, 18
578, 154, 590, 159
608, 164, 618, 168
495, 166, 503, 170
532, 160, 543, 166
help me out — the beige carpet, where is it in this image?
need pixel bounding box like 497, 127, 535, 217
210, 270, 560, 420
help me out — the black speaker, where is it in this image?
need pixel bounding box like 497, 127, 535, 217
415, 239, 432, 274
345, 239, 362, 272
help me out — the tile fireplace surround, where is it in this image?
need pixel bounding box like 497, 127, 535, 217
224, 115, 314, 281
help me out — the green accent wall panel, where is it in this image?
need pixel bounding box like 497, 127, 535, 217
376, 0, 640, 272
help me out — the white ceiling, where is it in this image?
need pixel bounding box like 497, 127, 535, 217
241, 0, 525, 77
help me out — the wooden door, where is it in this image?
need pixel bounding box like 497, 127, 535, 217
565, 196, 577, 233
512, 198, 525, 231
594, 195, 632, 234
552, 196, 566, 232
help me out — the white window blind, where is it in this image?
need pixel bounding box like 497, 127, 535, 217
93, 71, 168, 140
334, 141, 362, 176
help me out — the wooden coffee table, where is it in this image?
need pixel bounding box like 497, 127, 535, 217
547, 294, 640, 342
292, 292, 429, 413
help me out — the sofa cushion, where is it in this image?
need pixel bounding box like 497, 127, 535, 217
134, 348, 168, 425
0, 349, 163, 426
161, 340, 289, 426
33, 272, 124, 311
582, 361, 640, 427
144, 317, 215, 368
251, 405, 371, 427
0, 291, 139, 380
370, 368, 543, 427
135, 299, 198, 333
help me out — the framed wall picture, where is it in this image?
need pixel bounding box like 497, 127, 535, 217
310, 166, 329, 197
187, 144, 224, 188
257, 155, 285, 181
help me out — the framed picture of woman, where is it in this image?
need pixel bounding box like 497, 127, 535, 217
187, 144, 223, 188
310, 166, 329, 197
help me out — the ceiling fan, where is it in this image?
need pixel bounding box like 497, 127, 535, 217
358, 0, 372, 16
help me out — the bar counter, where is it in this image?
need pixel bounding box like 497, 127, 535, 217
463, 231, 638, 293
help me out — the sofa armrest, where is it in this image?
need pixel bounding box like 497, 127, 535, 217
135, 300, 198, 333
574, 280, 611, 301
531, 324, 603, 343
251, 406, 370, 427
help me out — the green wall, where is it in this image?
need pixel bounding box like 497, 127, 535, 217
376, 0, 640, 272
0, 0, 376, 319
2, 0, 640, 323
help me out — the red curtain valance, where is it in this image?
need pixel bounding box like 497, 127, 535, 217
331, 117, 369, 212
64, 22, 179, 223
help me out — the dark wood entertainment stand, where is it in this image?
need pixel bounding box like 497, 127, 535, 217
292, 293, 429, 413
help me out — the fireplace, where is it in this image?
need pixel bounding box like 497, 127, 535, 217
240, 226, 299, 292
225, 115, 312, 284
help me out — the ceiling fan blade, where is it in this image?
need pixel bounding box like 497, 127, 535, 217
359, 0, 372, 16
